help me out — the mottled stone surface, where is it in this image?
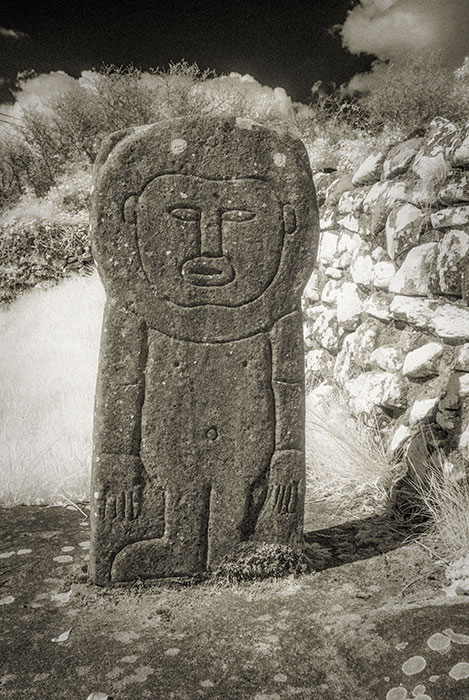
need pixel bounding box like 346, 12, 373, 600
89, 118, 319, 584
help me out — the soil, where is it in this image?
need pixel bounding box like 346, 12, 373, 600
1, 502, 469, 700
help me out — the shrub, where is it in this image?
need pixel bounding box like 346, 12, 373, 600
360, 52, 469, 132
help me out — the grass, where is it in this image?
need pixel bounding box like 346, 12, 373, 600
0, 272, 104, 506
305, 386, 402, 519
410, 454, 469, 565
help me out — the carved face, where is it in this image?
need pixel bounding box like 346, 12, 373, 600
134, 174, 285, 307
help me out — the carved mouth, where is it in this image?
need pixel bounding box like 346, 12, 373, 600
182, 256, 235, 287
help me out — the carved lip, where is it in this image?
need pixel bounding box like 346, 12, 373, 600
182, 256, 235, 287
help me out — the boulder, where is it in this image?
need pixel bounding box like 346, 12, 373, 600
318, 230, 339, 265
431, 230, 469, 297
388, 424, 412, 457
438, 172, 469, 205
321, 279, 342, 305
337, 187, 369, 214
383, 138, 423, 179
345, 371, 407, 414
386, 203, 424, 260
305, 348, 334, 377
455, 344, 469, 371
362, 291, 392, 321
363, 180, 406, 215
336, 282, 364, 331
350, 252, 374, 287
409, 397, 440, 426
351, 150, 386, 186
452, 119, 469, 166
370, 346, 403, 373
388, 242, 438, 296
431, 206, 469, 230
312, 309, 344, 353
402, 342, 444, 378
373, 260, 396, 290
334, 319, 379, 384
302, 270, 320, 304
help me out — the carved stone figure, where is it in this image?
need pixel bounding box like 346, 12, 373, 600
88, 117, 319, 585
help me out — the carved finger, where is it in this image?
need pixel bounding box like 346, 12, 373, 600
105, 493, 116, 521
116, 492, 126, 520
125, 490, 133, 520
132, 486, 143, 519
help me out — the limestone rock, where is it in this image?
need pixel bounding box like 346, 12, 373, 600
459, 422, 469, 457
431, 304, 469, 342
412, 151, 449, 182
452, 120, 469, 166
351, 150, 386, 186
318, 230, 339, 265
362, 291, 392, 321
383, 137, 422, 180
438, 172, 469, 205
409, 397, 440, 426
336, 282, 363, 331
390, 295, 436, 328
370, 346, 403, 372
320, 208, 337, 231
373, 260, 396, 290
388, 242, 438, 296
334, 319, 379, 384
402, 342, 444, 378
413, 117, 459, 169
337, 230, 362, 257
456, 344, 469, 371
312, 309, 344, 353
385, 203, 424, 260
431, 230, 469, 297
321, 279, 341, 305
363, 180, 406, 215
324, 267, 342, 279
302, 270, 320, 304
345, 371, 407, 414
337, 187, 369, 214
337, 214, 366, 235
305, 348, 334, 377
388, 424, 412, 457
351, 253, 374, 287
431, 206, 469, 230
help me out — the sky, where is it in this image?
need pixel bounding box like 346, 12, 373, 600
1, 0, 469, 105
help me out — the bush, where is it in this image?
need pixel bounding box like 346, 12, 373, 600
360, 52, 469, 132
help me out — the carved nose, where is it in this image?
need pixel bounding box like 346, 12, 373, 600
200, 216, 222, 257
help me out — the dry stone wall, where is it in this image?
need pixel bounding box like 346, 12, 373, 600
303, 117, 469, 469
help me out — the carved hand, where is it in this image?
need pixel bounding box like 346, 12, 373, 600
93, 453, 145, 522
266, 450, 303, 515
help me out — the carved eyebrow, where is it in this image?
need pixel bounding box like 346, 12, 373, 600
168, 206, 200, 221
222, 209, 256, 221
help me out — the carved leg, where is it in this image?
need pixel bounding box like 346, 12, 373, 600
206, 483, 250, 569
110, 484, 211, 581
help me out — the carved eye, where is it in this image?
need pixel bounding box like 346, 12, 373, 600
222, 209, 256, 222
169, 207, 200, 221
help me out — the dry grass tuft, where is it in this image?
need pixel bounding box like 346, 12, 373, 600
305, 386, 400, 518
411, 455, 469, 564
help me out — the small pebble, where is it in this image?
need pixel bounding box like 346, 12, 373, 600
61, 546, 75, 552
273, 673, 287, 682
402, 656, 426, 676
17, 549, 32, 555
0, 551, 15, 559
53, 555, 73, 563
79, 541, 90, 549
0, 596, 15, 605
200, 680, 214, 688
164, 648, 180, 657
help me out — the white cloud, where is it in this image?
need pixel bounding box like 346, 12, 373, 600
0, 26, 28, 40
341, 0, 469, 65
